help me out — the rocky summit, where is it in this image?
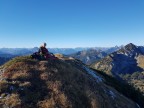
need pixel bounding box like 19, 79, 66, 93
0, 56, 140, 108
91, 43, 144, 75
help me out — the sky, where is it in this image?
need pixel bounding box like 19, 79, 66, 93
0, 0, 144, 48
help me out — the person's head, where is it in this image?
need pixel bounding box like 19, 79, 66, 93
42, 42, 47, 47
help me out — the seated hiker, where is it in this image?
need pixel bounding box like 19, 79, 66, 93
38, 43, 49, 59
31, 42, 57, 60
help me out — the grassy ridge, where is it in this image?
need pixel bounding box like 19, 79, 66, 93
92, 69, 144, 108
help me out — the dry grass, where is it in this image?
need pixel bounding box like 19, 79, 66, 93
3, 56, 36, 68
0, 56, 141, 108
137, 55, 144, 69
38, 93, 71, 108
0, 80, 8, 92
38, 80, 71, 108
12, 72, 31, 80
54, 53, 64, 58
38, 98, 56, 108
19, 82, 31, 88
2, 93, 21, 108
40, 72, 49, 81
130, 79, 144, 94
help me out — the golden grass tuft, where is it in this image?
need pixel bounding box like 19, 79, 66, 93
38, 98, 56, 108
19, 81, 31, 88
54, 53, 64, 59
2, 94, 21, 108
40, 72, 49, 81
11, 72, 31, 80
137, 55, 144, 69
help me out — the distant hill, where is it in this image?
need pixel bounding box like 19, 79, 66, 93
48, 47, 117, 55
0, 47, 39, 56
0, 57, 11, 66
0, 53, 16, 66
91, 43, 144, 94
0, 56, 142, 108
104, 46, 122, 54
69, 46, 121, 65
48, 48, 89, 55
91, 43, 144, 75
70, 49, 107, 65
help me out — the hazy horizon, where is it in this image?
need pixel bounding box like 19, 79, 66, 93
0, 43, 143, 49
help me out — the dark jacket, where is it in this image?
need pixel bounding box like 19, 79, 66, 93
38, 46, 49, 55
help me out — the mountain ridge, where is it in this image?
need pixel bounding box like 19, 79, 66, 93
91, 43, 144, 75
91, 43, 144, 94
0, 56, 140, 108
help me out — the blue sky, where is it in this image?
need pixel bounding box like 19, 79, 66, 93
0, 0, 144, 48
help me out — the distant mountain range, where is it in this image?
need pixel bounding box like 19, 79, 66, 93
0, 47, 90, 55
49, 46, 122, 55
70, 49, 107, 65
0, 52, 16, 66
0, 46, 122, 56
0, 47, 39, 56
0, 48, 39, 66
69, 46, 121, 65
